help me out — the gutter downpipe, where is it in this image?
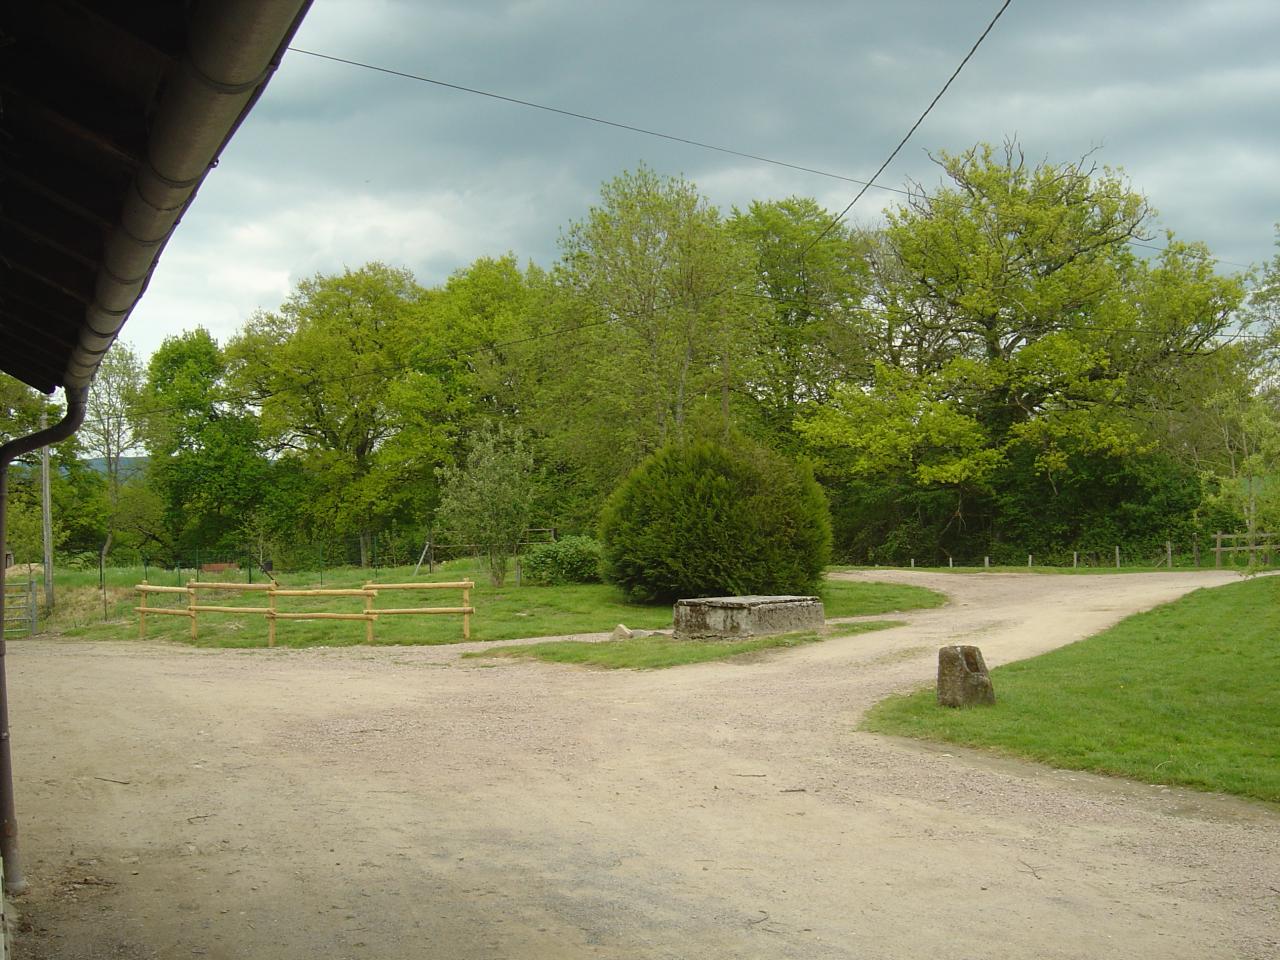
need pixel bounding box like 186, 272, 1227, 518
0, 389, 87, 893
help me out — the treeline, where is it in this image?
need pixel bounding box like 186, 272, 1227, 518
4, 142, 1279, 570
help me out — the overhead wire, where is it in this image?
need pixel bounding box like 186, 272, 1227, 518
285, 38, 1253, 271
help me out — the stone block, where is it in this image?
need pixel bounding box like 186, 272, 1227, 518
937, 645, 996, 707
673, 595, 825, 640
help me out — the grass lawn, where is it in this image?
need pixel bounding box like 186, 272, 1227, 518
862, 576, 1280, 803
467, 620, 903, 670
35, 563, 945, 650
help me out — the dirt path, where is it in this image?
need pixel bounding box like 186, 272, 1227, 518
9, 571, 1278, 959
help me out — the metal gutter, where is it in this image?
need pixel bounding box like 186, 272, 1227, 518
65, 0, 313, 389
0, 388, 87, 893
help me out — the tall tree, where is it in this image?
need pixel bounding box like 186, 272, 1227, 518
536, 166, 762, 516
227, 263, 455, 565
800, 142, 1246, 559
79, 341, 144, 559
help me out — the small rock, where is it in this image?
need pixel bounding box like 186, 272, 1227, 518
611, 624, 634, 641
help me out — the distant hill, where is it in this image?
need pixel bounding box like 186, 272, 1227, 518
83, 456, 148, 476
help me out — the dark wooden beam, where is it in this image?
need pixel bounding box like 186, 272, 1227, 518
0, 227, 96, 303
0, 147, 128, 228
0, 187, 104, 267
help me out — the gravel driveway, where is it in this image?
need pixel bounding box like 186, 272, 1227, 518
9, 570, 1279, 959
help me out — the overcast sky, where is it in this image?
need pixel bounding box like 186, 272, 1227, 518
122, 0, 1280, 360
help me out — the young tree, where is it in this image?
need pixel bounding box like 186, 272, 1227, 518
79, 341, 144, 559
435, 422, 538, 586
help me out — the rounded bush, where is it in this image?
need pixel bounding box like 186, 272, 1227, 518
522, 535, 603, 585
599, 439, 833, 601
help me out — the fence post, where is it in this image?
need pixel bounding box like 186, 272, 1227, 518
948, 557, 953, 568
1073, 551, 1078, 568
1114, 545, 1121, 569
983, 556, 989, 569
1193, 540, 1200, 567
187, 579, 197, 642
1027, 554, 1032, 568
909, 558, 915, 568
1214, 532, 1222, 569
363, 585, 374, 644
267, 585, 277, 648
1166, 541, 1172, 569
138, 581, 148, 639
463, 583, 471, 640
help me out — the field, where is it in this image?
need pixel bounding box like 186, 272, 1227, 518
863, 576, 1280, 802
35, 561, 944, 648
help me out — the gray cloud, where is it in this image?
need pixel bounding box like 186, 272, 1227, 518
124, 0, 1279, 358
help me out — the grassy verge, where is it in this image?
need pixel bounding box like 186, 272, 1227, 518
31, 564, 945, 650
469, 620, 903, 670
833, 564, 1199, 575
862, 576, 1280, 803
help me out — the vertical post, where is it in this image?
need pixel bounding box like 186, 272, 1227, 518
138, 582, 147, 639
1166, 541, 1172, 569
1073, 551, 1078, 568
40, 414, 53, 613
1027, 554, 1032, 568
1114, 545, 1121, 569
1214, 532, 1222, 569
187, 579, 197, 642
364, 587, 375, 644
427, 532, 434, 575
27, 571, 36, 637
462, 584, 471, 641
1193, 540, 1200, 567
909, 558, 915, 569
267, 584, 277, 648
983, 556, 989, 569
948, 557, 953, 568
0, 463, 26, 893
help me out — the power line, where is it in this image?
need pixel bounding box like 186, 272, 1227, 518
804, 0, 1014, 253
286, 44, 1251, 272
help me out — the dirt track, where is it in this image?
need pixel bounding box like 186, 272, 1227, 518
8, 570, 1279, 959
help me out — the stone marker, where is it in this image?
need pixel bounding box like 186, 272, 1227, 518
937, 645, 996, 707
673, 596, 825, 640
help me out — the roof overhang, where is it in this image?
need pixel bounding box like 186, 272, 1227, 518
0, 0, 313, 395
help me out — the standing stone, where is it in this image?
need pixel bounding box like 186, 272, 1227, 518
937, 645, 996, 707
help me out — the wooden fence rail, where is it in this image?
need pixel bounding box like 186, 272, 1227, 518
1213, 531, 1277, 568
136, 579, 474, 646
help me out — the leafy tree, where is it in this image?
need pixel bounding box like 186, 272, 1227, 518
800, 142, 1247, 559
535, 167, 763, 518
228, 263, 457, 565
139, 329, 266, 559
728, 197, 871, 446
435, 422, 538, 586
79, 341, 144, 559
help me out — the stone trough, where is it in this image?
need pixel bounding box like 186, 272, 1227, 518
673, 595, 825, 640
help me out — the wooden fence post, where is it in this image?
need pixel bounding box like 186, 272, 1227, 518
1073, 551, 1078, 568
187, 579, 197, 642
1027, 554, 1032, 567
1166, 541, 1173, 569
364, 586, 375, 644
1193, 540, 1200, 567
983, 556, 989, 569
138, 581, 148, 639
463, 584, 471, 640
267, 585, 277, 648
1114, 545, 1121, 569
1214, 532, 1222, 568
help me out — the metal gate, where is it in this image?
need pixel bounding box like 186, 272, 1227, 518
2, 571, 37, 638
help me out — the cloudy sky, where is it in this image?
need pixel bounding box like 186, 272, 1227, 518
123, 0, 1279, 359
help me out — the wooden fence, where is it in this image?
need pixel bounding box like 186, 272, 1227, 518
135, 580, 474, 646
1214, 532, 1277, 568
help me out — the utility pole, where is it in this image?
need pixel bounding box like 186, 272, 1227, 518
40, 413, 53, 611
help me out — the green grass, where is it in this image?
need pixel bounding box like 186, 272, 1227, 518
862, 576, 1280, 803
32, 563, 945, 650
469, 620, 903, 670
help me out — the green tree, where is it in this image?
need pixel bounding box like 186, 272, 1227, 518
79, 341, 144, 560
800, 142, 1247, 560
139, 329, 266, 559
535, 167, 763, 518
728, 197, 871, 446
436, 422, 538, 586
228, 263, 458, 565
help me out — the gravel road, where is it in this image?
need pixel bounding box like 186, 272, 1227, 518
9, 570, 1278, 959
